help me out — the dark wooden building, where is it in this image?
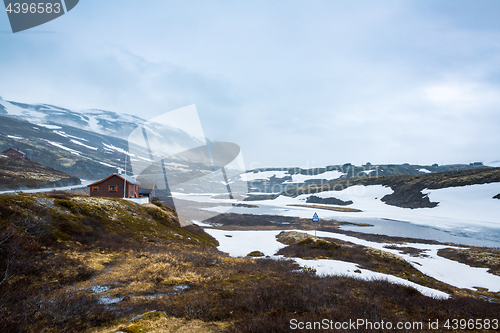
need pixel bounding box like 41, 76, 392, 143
87, 174, 139, 198
139, 184, 158, 202
2, 148, 29, 160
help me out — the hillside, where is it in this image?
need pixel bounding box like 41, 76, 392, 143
243, 163, 491, 193
0, 115, 129, 180
0, 98, 208, 183
0, 157, 80, 190
251, 167, 500, 209
0, 98, 145, 141
1, 192, 499, 332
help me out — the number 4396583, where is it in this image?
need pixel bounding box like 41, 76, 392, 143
443, 318, 498, 330
6, 2, 61, 14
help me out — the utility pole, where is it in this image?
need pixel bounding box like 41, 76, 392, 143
123, 153, 127, 198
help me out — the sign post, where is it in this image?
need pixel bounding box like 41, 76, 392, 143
312, 212, 319, 239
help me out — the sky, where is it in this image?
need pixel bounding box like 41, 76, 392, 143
1, 0, 500, 169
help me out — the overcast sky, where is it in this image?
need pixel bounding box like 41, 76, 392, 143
1, 1, 500, 168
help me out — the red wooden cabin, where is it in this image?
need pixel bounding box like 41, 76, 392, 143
2, 148, 29, 160
87, 174, 139, 198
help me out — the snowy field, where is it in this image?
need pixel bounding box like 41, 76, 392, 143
179, 182, 500, 234
201, 228, 500, 299
187, 183, 500, 299
240, 170, 345, 183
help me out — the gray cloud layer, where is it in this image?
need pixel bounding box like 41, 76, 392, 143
1, 0, 499, 167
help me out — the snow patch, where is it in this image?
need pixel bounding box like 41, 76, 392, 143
38, 124, 62, 130
102, 143, 133, 156
204, 229, 449, 298
53, 130, 88, 141
70, 139, 98, 150
44, 140, 82, 156
284, 170, 345, 183
240, 171, 288, 181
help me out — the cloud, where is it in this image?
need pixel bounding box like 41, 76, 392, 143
1, 1, 500, 167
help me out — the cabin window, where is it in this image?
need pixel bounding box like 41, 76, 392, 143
109, 185, 118, 192
92, 186, 99, 192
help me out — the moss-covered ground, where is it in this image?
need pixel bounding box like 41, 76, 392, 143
1, 193, 499, 333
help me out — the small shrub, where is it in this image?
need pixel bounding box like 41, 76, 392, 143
247, 251, 264, 257
297, 238, 341, 250
301, 265, 317, 275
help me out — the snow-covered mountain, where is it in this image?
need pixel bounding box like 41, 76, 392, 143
0, 97, 210, 183
0, 97, 145, 140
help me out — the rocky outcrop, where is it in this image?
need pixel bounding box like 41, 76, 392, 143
306, 195, 353, 206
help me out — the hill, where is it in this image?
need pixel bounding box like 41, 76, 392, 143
0, 115, 130, 180
1, 192, 499, 332
243, 163, 491, 193
249, 167, 500, 209
0, 98, 145, 141
0, 156, 80, 190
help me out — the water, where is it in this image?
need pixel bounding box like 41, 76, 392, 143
338, 217, 500, 248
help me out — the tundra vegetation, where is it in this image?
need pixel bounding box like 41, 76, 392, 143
0, 192, 499, 333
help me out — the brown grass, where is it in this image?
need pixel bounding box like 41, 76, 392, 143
438, 247, 500, 276
287, 203, 362, 212
1, 194, 500, 332
275, 231, 500, 301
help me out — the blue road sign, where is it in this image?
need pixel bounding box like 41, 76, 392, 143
312, 212, 319, 222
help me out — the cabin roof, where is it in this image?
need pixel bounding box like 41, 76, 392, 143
2, 148, 27, 155
87, 174, 136, 187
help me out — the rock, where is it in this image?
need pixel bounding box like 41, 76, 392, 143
247, 251, 264, 257
306, 195, 353, 206
128, 310, 168, 323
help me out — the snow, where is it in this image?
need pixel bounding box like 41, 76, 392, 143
207, 183, 500, 231
240, 170, 345, 183
99, 161, 117, 168
7, 135, 23, 140
0, 100, 48, 122
202, 226, 500, 294
102, 143, 133, 156
419, 168, 432, 173
240, 171, 288, 181
70, 139, 98, 150
38, 124, 62, 130
1, 100, 27, 116
202, 228, 449, 298
293, 258, 449, 299
86, 115, 100, 133
44, 140, 83, 156
284, 170, 345, 183
53, 130, 88, 141
303, 230, 500, 292
205, 229, 285, 257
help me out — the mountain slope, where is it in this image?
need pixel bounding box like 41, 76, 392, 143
0, 115, 129, 180
0, 156, 80, 190
248, 167, 500, 209
243, 163, 492, 193
0, 98, 144, 140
